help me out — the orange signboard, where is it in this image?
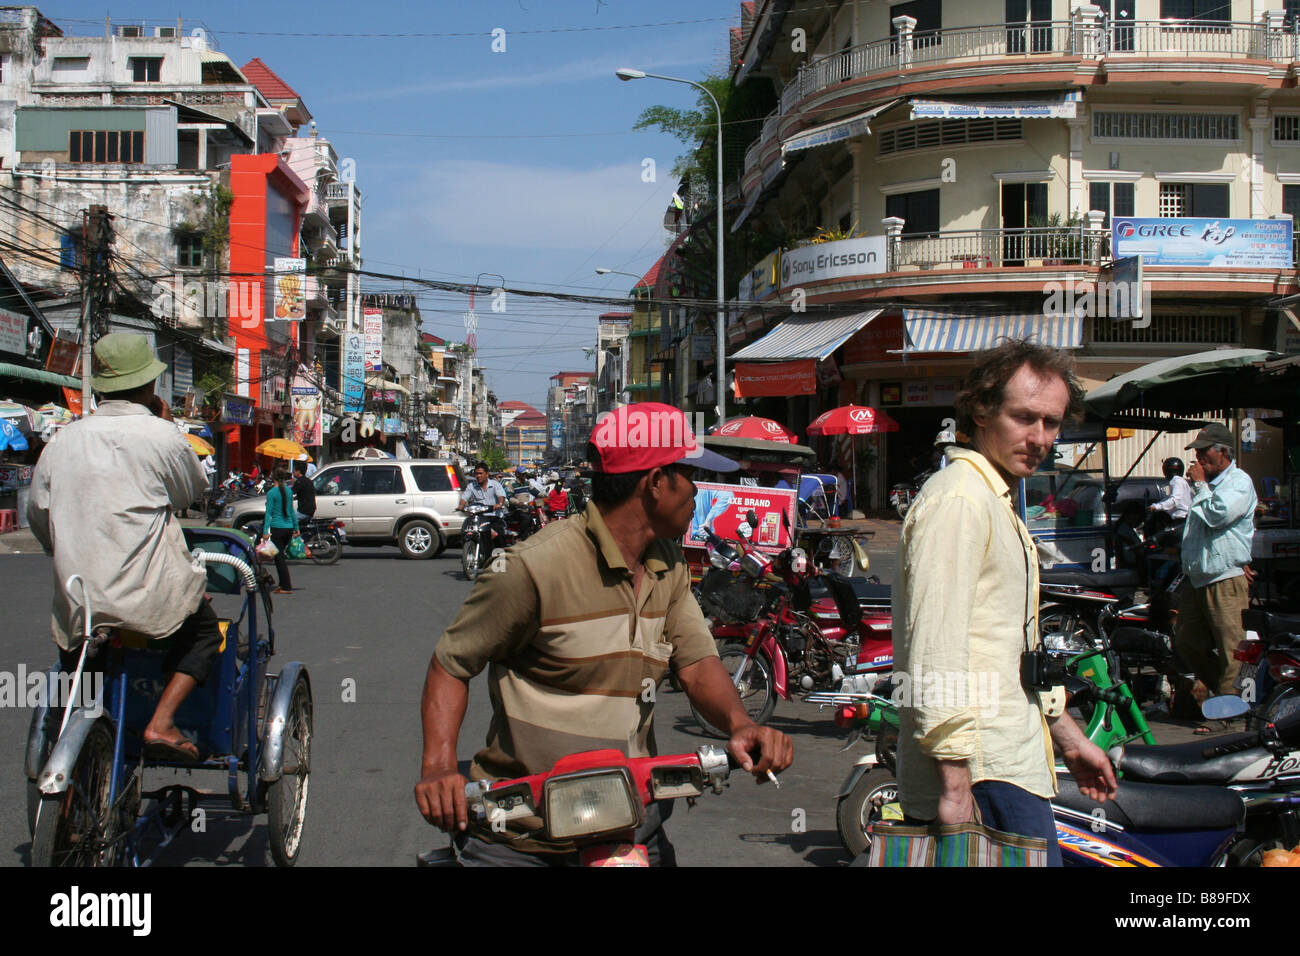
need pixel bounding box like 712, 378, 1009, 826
733, 359, 817, 397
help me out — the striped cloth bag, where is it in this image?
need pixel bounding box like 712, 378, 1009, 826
867, 820, 1048, 867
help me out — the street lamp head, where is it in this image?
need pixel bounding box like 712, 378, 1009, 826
595, 267, 612, 275
615, 68, 646, 82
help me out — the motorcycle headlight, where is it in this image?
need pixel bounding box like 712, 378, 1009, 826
1043, 631, 1090, 655
543, 768, 641, 841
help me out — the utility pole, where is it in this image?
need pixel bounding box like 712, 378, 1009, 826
80, 205, 113, 411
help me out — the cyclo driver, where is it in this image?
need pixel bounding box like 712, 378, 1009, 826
416, 403, 793, 865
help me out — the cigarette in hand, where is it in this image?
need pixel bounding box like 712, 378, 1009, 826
766, 770, 780, 789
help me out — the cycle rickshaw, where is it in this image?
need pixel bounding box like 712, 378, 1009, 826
24, 527, 312, 867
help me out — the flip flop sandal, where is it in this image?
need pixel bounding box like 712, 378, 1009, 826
143, 737, 200, 763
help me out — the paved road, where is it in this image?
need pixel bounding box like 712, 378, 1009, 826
0, 525, 1205, 867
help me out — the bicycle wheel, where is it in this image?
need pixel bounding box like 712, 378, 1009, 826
267, 674, 312, 867
31, 721, 121, 867
690, 649, 776, 739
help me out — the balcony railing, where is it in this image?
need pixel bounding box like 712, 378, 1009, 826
744, 17, 1296, 182
890, 226, 1109, 271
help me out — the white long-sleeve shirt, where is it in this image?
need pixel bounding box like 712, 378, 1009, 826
1150, 474, 1192, 519
27, 401, 208, 649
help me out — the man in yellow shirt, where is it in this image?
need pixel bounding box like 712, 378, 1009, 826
894, 340, 1117, 865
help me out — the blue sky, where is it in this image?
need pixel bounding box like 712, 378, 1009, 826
46, 0, 741, 408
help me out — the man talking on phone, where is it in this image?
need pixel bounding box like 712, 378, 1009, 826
28, 332, 221, 763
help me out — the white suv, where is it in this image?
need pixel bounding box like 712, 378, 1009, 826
219, 459, 466, 559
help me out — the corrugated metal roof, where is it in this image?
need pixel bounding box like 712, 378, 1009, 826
732, 310, 884, 362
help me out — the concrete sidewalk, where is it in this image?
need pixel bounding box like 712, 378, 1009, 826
0, 514, 216, 555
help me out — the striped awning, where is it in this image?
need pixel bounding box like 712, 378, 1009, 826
902, 310, 1083, 353
781, 99, 902, 157
733, 310, 884, 362
909, 90, 1082, 121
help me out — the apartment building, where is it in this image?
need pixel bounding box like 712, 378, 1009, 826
726, 0, 1300, 506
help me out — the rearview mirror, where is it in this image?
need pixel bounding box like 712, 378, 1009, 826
1201, 695, 1250, 720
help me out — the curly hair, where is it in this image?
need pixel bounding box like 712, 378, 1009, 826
953, 339, 1086, 437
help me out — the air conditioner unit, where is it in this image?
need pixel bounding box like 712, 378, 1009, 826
155, 26, 177, 38
117, 24, 144, 37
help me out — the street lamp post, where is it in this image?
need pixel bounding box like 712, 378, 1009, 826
616, 68, 726, 425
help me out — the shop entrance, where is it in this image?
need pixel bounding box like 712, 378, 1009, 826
883, 405, 957, 487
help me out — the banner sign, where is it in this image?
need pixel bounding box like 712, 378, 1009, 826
683, 482, 798, 555
843, 312, 905, 365
383, 416, 403, 435
734, 359, 817, 398
1112, 218, 1293, 268
741, 250, 780, 302
0, 306, 27, 356
272, 258, 306, 320
343, 332, 365, 414
47, 334, 80, 376
363, 308, 384, 372
780, 237, 886, 289
291, 378, 322, 447
221, 393, 254, 426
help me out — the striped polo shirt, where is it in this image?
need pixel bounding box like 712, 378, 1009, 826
435, 502, 718, 849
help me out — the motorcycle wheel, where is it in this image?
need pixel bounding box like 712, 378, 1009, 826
826, 537, 859, 578
306, 532, 341, 566
837, 767, 899, 860
893, 499, 909, 519
1038, 603, 1099, 647
461, 536, 482, 581
690, 649, 776, 739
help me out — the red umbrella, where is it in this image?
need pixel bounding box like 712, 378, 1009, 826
806, 406, 900, 512
710, 415, 798, 444
806, 405, 900, 436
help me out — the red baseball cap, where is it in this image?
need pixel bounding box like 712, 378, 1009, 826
589, 403, 738, 474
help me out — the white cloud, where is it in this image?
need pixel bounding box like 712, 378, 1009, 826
407, 158, 677, 253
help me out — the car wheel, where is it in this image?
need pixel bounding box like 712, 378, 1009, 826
399, 520, 439, 560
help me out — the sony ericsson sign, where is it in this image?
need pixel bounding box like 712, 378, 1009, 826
780, 236, 887, 290
1112, 218, 1293, 268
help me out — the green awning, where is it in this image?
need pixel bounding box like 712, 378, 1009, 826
0, 362, 80, 388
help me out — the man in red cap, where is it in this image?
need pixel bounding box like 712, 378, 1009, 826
417, 403, 793, 865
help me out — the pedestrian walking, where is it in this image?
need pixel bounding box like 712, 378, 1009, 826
263, 465, 299, 594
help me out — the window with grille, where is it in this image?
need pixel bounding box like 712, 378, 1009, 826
885, 188, 941, 236
1092, 111, 1238, 141
1160, 0, 1230, 23
1158, 183, 1228, 217
1276, 115, 1300, 143
1090, 314, 1239, 345
176, 234, 203, 269
1286, 184, 1300, 221
59, 232, 80, 270
130, 57, 161, 82
69, 130, 144, 163
879, 118, 1022, 156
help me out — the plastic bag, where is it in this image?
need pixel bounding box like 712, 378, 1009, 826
286, 534, 307, 560
255, 536, 279, 559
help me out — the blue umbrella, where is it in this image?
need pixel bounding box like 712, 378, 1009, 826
0, 417, 29, 452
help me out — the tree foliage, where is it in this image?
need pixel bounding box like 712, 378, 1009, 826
476, 433, 510, 472
633, 73, 732, 192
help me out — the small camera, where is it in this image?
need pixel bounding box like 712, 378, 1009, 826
1020, 648, 1068, 692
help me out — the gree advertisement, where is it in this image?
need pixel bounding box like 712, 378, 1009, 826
683, 482, 798, 555
1112, 218, 1293, 268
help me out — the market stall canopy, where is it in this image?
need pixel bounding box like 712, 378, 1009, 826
1085, 348, 1280, 419
699, 433, 816, 465
365, 376, 410, 396
0, 416, 29, 451
350, 447, 395, 459
806, 405, 900, 436
185, 433, 215, 456
733, 310, 884, 362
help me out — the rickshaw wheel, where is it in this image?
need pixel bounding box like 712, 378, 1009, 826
31, 721, 121, 867
267, 674, 312, 866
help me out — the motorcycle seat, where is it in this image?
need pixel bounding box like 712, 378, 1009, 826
1111, 732, 1266, 786
1108, 627, 1171, 660
1039, 568, 1141, 591
1053, 774, 1243, 831
1242, 608, 1300, 641
846, 577, 892, 606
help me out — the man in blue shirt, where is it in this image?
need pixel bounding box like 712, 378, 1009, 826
1175, 423, 1257, 699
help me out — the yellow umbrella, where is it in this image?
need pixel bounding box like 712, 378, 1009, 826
254, 438, 313, 462
185, 433, 214, 456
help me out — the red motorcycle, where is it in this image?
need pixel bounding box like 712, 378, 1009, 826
418, 746, 736, 867
691, 517, 893, 738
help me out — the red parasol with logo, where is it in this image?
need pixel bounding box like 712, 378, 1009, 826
806, 406, 900, 509
709, 415, 799, 444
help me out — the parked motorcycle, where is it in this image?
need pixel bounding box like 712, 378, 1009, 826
888, 469, 933, 519
691, 517, 892, 738
417, 745, 737, 867
1239, 608, 1300, 728
237, 517, 346, 565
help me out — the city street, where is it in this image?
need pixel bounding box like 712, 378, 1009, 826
0, 532, 1204, 868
